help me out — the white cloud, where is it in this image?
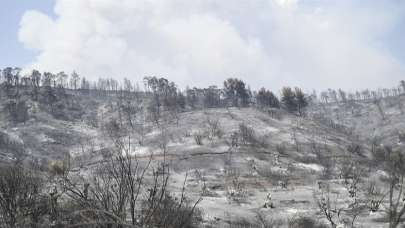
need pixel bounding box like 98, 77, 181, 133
18, 0, 405, 91
19, 10, 56, 50
274, 0, 298, 9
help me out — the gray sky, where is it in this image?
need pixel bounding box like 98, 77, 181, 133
2, 0, 405, 91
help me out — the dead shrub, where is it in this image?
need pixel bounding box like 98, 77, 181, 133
0, 164, 48, 228
267, 108, 283, 120
276, 143, 287, 155
288, 216, 328, 228
49, 159, 69, 176
239, 123, 257, 146
141, 191, 203, 228
257, 167, 290, 189
347, 143, 364, 157
229, 213, 283, 228
205, 117, 224, 140
193, 132, 205, 145
226, 169, 249, 202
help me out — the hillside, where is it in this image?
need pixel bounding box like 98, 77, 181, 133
2, 84, 404, 227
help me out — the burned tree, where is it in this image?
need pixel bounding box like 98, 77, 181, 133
223, 78, 250, 107
255, 88, 280, 109
372, 145, 405, 228
0, 164, 47, 228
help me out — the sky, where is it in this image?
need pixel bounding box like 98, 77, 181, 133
1, 0, 405, 91
0, 0, 54, 68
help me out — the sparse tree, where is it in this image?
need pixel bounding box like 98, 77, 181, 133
320, 91, 329, 103
373, 98, 385, 120
56, 71, 68, 88
4, 99, 29, 124
256, 88, 280, 109
80, 77, 90, 93
203, 86, 221, 108
223, 78, 250, 107
295, 87, 308, 116
338, 89, 347, 103
400, 80, 405, 94
281, 87, 296, 113
70, 71, 80, 90
41, 72, 53, 87
30, 70, 41, 100
328, 89, 338, 103
0, 164, 46, 228
372, 145, 405, 228
186, 87, 199, 109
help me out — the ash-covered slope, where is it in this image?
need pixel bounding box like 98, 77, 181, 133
0, 90, 105, 163
309, 95, 405, 149
0, 88, 403, 227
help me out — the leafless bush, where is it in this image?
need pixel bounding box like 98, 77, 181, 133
373, 98, 386, 120
0, 131, 26, 162
258, 167, 290, 190
141, 188, 203, 228
315, 183, 366, 228
193, 132, 205, 145
205, 117, 224, 141
0, 164, 48, 228
229, 213, 283, 228
226, 131, 240, 149
398, 99, 404, 114
288, 216, 328, 228
238, 123, 257, 146
365, 180, 385, 212
341, 162, 364, 199
370, 136, 382, 155
255, 212, 283, 228
3, 98, 29, 124
228, 218, 257, 228
226, 169, 248, 203
256, 135, 269, 148
346, 143, 364, 157
311, 113, 354, 135
193, 169, 217, 197
398, 131, 405, 144
371, 145, 405, 228
276, 143, 287, 155
290, 128, 300, 152
310, 139, 322, 157
133, 115, 149, 146
311, 141, 334, 179
49, 159, 70, 177
266, 108, 283, 120
60, 121, 203, 228
316, 153, 334, 180
61, 155, 203, 228
183, 130, 191, 138
294, 153, 319, 164
315, 187, 344, 228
